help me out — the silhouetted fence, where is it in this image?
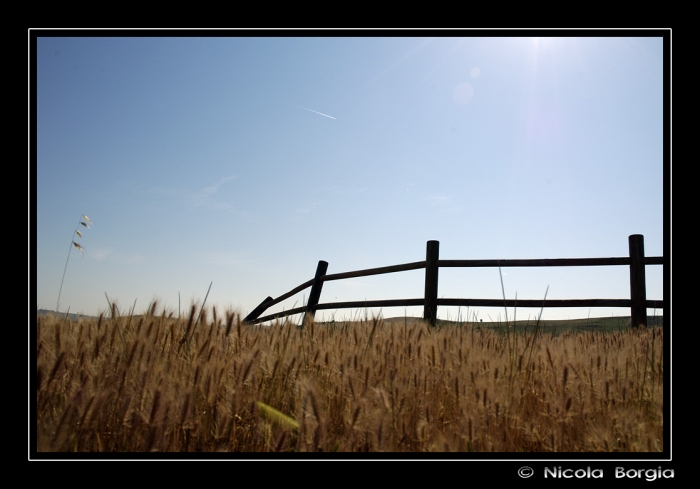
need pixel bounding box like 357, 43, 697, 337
244, 234, 664, 328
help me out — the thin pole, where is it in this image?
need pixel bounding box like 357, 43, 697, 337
423, 241, 439, 326
629, 234, 647, 328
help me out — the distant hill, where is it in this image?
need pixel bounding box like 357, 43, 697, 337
35, 309, 100, 322
34, 308, 664, 333
346, 315, 664, 334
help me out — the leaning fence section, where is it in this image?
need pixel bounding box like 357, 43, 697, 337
244, 234, 664, 328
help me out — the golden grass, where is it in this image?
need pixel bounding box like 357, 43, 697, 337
35, 304, 663, 452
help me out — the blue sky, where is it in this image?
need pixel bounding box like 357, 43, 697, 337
34, 33, 668, 322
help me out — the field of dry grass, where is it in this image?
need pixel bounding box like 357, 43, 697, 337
35, 303, 663, 453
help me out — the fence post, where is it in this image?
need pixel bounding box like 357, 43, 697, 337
628, 234, 647, 328
243, 296, 273, 323
302, 260, 329, 327
423, 240, 440, 326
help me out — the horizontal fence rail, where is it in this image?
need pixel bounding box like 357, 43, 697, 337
244, 234, 664, 328
321, 261, 427, 281
437, 257, 664, 267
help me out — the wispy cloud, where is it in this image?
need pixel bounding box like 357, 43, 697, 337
287, 202, 322, 222
185, 176, 252, 216
88, 247, 114, 261
149, 175, 235, 204
424, 194, 462, 213
202, 175, 235, 197
425, 194, 451, 205
315, 184, 369, 196
85, 246, 148, 265
150, 175, 252, 218
189, 175, 235, 204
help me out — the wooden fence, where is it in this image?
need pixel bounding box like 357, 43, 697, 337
244, 234, 664, 328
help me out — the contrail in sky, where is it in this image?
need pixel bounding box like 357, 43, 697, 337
299, 106, 336, 120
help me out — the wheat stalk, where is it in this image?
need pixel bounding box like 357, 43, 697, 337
56, 215, 91, 313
